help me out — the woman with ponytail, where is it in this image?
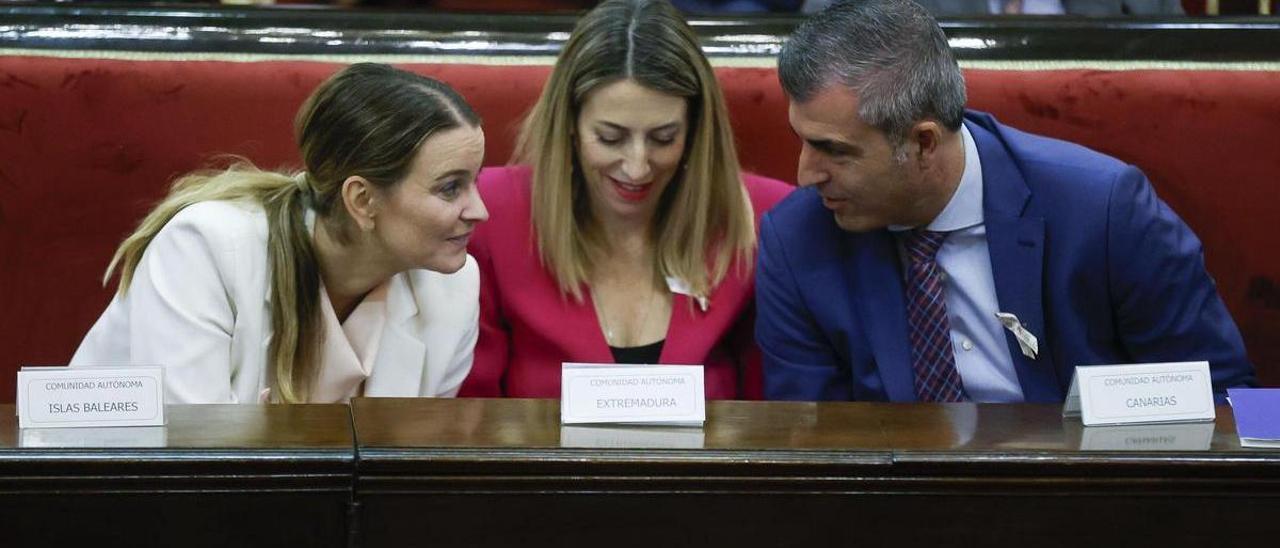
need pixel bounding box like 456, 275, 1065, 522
71, 63, 489, 403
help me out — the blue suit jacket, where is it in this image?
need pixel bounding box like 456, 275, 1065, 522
757, 111, 1256, 403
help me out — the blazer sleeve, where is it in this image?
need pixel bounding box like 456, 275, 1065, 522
119, 207, 239, 403
755, 211, 851, 401
457, 227, 511, 397
1106, 166, 1257, 395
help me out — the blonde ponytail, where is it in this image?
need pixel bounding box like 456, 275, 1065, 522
104, 160, 323, 403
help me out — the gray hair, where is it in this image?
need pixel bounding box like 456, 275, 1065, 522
778, 0, 966, 144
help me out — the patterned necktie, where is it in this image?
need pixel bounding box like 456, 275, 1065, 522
902, 230, 965, 402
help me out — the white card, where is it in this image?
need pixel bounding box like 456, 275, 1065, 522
1063, 361, 1214, 426
560, 363, 705, 426
17, 366, 166, 429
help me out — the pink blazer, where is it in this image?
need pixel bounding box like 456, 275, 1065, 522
459, 165, 793, 399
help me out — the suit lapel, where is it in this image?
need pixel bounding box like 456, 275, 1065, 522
851, 231, 916, 402
364, 274, 428, 396
985, 215, 1061, 402
970, 118, 1061, 403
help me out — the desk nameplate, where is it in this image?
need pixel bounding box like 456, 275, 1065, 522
16, 366, 165, 428
1064, 362, 1214, 426
561, 363, 705, 426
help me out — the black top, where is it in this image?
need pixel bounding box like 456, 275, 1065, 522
609, 339, 665, 365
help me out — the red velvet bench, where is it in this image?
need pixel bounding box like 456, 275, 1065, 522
1, 54, 1277, 399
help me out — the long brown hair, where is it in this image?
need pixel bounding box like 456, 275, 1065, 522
104, 63, 479, 402
515, 0, 755, 301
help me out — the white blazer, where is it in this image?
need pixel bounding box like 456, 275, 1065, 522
71, 200, 480, 403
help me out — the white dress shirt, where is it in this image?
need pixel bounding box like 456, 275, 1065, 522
891, 125, 1024, 402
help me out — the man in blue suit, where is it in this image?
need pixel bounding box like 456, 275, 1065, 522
757, 0, 1255, 403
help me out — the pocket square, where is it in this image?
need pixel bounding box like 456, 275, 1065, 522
995, 312, 1039, 360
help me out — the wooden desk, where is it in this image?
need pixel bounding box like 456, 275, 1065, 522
352, 398, 1280, 548
0, 404, 354, 547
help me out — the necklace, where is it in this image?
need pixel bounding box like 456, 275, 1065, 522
592, 284, 659, 348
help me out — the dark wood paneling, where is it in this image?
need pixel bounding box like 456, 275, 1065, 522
4, 399, 1278, 546
0, 404, 355, 548
353, 398, 1280, 547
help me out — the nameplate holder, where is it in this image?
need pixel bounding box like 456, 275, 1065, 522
560, 363, 705, 426
1062, 361, 1214, 426
16, 366, 166, 429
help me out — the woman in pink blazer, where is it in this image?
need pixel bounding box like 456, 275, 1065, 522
458, 0, 792, 399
